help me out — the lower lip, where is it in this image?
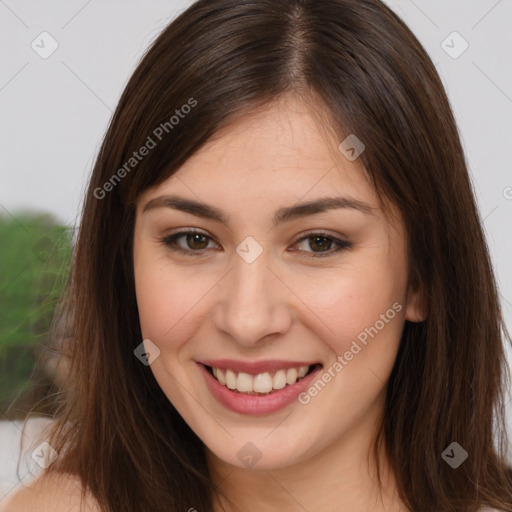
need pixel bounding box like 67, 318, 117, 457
198, 363, 323, 415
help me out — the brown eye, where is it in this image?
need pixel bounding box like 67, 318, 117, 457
162, 230, 351, 258
162, 230, 218, 255
185, 233, 209, 250
293, 233, 352, 257
308, 236, 333, 252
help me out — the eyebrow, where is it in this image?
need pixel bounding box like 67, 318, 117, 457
142, 194, 375, 225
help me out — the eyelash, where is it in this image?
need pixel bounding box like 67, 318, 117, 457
160, 229, 352, 258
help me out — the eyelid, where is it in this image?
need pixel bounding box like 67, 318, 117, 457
164, 227, 211, 238
161, 228, 220, 255
160, 228, 352, 257
291, 231, 352, 257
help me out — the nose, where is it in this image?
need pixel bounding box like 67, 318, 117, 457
211, 252, 292, 347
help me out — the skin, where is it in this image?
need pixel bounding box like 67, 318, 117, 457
132, 93, 425, 512
0, 473, 99, 511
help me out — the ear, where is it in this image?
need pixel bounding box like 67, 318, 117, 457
404, 283, 427, 322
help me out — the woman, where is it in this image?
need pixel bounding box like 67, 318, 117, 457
3, 0, 511, 510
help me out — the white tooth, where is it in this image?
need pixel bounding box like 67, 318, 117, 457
236, 372, 254, 392
216, 368, 226, 386
297, 365, 309, 378
218, 366, 306, 392
225, 369, 237, 389
286, 368, 298, 385
272, 370, 287, 390
253, 372, 273, 393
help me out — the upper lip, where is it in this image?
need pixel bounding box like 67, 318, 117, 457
198, 359, 321, 375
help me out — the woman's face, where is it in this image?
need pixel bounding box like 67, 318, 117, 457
133, 94, 424, 471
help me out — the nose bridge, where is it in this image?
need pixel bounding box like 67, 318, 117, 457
232, 253, 270, 306
212, 250, 291, 345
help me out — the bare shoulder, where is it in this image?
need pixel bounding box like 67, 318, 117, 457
0, 472, 100, 512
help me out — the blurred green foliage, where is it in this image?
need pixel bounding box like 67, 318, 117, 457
0, 212, 73, 417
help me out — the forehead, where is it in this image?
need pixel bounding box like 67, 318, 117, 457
139, 94, 377, 209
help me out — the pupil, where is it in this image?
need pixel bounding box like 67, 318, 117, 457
311, 236, 331, 252
187, 233, 207, 249
184, 235, 332, 252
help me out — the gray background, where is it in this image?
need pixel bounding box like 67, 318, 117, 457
1, 0, 511, 443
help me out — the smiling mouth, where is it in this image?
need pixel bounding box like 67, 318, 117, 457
204, 363, 322, 396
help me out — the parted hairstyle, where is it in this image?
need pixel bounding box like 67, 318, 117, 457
38, 0, 512, 510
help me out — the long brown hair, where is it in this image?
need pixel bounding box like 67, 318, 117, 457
41, 0, 512, 510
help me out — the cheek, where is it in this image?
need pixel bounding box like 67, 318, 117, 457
133, 252, 214, 349
288, 258, 407, 361
292, 273, 406, 427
